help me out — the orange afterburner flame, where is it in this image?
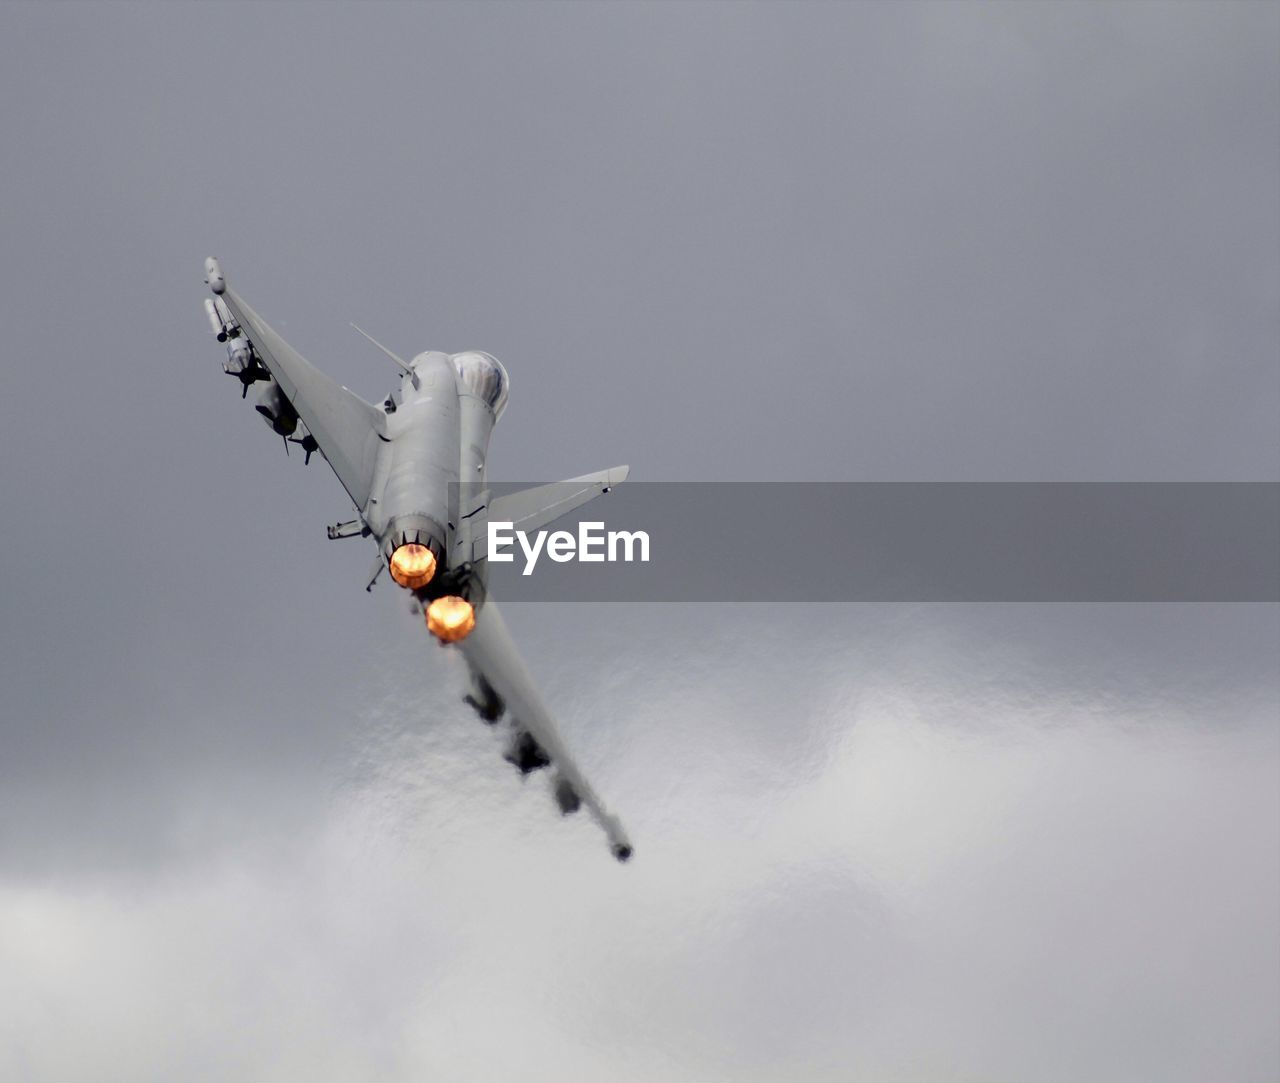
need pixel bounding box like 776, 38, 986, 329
389, 544, 437, 589
426, 596, 476, 643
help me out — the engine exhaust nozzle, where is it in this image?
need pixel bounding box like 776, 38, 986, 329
382, 516, 446, 591
426, 596, 476, 643
389, 543, 437, 589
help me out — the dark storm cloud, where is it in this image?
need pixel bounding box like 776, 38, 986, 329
0, 2, 1275, 1080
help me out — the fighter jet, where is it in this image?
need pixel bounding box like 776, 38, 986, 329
201, 258, 633, 861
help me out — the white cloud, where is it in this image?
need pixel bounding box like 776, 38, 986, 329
2, 625, 1274, 1082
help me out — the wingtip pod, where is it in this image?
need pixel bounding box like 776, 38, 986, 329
204, 256, 225, 294
602, 814, 633, 863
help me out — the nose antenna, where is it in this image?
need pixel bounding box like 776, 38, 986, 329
350, 323, 419, 389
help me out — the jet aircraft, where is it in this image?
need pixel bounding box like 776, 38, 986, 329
201, 258, 633, 861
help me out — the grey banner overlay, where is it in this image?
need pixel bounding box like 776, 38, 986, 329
459, 483, 1279, 602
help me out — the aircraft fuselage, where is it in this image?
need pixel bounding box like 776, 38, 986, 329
364, 350, 508, 617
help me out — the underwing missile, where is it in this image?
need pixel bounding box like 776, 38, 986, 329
203, 298, 226, 340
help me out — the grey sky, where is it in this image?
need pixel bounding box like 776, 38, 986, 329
0, 3, 1276, 1081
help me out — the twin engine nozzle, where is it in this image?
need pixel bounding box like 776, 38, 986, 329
383, 518, 477, 643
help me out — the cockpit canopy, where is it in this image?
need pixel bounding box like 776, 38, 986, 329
451, 350, 510, 418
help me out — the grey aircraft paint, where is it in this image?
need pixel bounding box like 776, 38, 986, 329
208, 258, 633, 860
0, 4, 1275, 1079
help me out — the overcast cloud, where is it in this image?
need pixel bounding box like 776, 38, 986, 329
0, 3, 1276, 1081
